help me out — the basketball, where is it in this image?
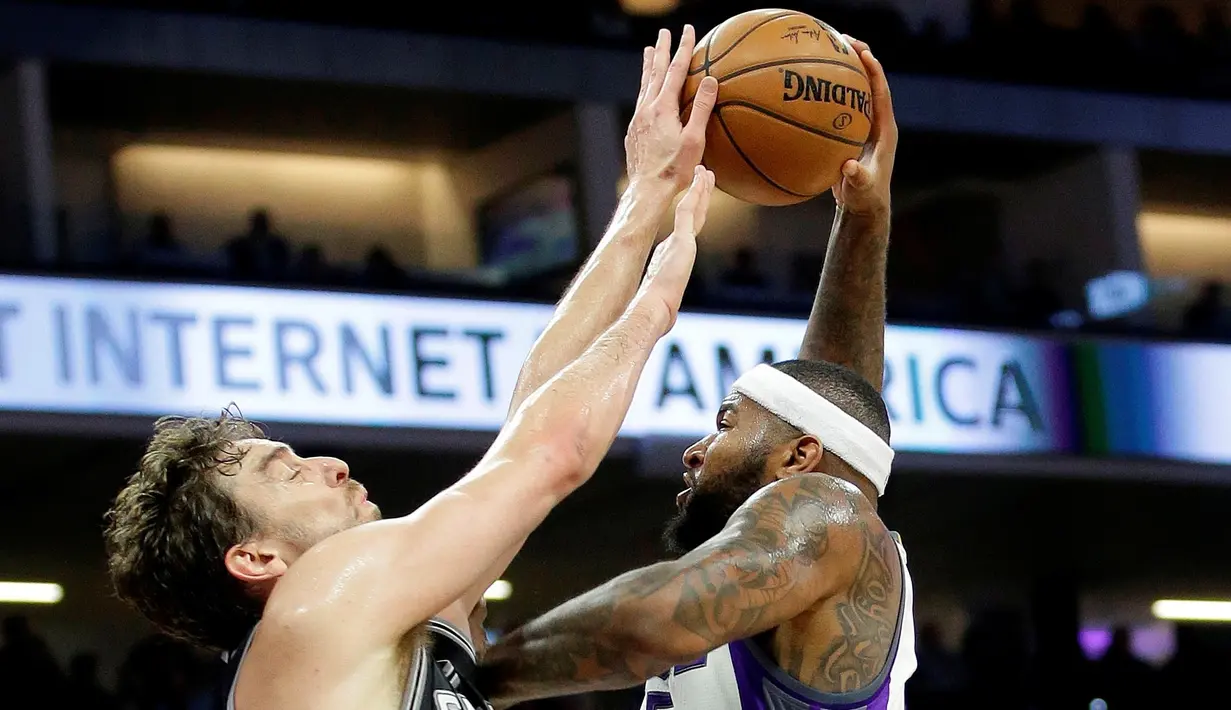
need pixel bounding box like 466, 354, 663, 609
682, 9, 872, 206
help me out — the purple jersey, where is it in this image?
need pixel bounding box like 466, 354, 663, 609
640, 534, 916, 710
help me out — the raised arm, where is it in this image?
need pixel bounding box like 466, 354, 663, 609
797, 39, 897, 389
478, 475, 887, 704
260, 167, 716, 656
460, 26, 719, 613
507, 26, 717, 416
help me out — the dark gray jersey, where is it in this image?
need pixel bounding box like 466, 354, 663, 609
223, 618, 491, 710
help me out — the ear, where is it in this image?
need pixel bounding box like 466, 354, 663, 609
774, 434, 824, 478
224, 539, 290, 586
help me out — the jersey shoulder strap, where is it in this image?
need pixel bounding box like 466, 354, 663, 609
422, 618, 488, 709
223, 628, 257, 710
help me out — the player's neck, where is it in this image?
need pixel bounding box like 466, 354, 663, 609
835, 470, 879, 510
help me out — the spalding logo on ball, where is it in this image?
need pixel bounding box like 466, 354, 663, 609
682, 9, 872, 207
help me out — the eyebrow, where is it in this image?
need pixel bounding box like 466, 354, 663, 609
252, 443, 292, 475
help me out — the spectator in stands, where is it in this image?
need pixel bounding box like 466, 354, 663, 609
719, 246, 766, 290
65, 652, 119, 710
1181, 281, 1229, 339
116, 634, 220, 710
133, 212, 197, 276
292, 243, 342, 286
361, 244, 406, 290
144, 213, 178, 254
962, 609, 1030, 710
225, 208, 290, 282
1073, 4, 1132, 88
909, 622, 967, 708
1013, 258, 1064, 329
0, 615, 65, 709
1200, 3, 1231, 69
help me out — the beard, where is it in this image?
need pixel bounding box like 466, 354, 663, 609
276, 484, 382, 554
662, 448, 768, 557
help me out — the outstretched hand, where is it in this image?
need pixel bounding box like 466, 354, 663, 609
625, 26, 720, 194
635, 166, 715, 329
831, 36, 898, 221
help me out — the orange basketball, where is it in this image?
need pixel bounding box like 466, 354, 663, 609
682, 9, 872, 206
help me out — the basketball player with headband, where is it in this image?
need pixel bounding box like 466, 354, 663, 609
101, 25, 723, 710
479, 35, 916, 710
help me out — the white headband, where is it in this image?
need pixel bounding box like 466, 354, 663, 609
731, 364, 895, 496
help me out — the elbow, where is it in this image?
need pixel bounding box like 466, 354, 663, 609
503, 397, 595, 499
543, 439, 589, 499
627, 627, 708, 670
511, 433, 588, 503
609, 601, 709, 670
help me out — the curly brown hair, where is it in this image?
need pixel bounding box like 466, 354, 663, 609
104, 409, 268, 651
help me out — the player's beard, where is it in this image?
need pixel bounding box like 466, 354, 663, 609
663, 447, 768, 557
275, 490, 380, 555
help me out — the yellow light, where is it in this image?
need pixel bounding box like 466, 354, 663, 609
0, 582, 64, 604
484, 580, 513, 601
110, 143, 434, 264
114, 144, 416, 184
1151, 599, 1231, 622
620, 0, 680, 17
1137, 211, 1231, 278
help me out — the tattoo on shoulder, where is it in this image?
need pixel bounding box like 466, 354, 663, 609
651, 476, 843, 646
806, 517, 897, 691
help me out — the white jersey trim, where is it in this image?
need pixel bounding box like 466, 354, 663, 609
426, 617, 478, 664
400, 640, 433, 710
224, 628, 257, 710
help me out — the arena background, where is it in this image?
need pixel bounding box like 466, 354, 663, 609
1, 1, 1231, 708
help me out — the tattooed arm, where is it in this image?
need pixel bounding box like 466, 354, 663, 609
798, 37, 897, 388
479, 475, 871, 704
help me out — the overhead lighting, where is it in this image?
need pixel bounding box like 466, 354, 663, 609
484, 580, 513, 602
1151, 599, 1231, 622
0, 582, 64, 604
1136, 211, 1231, 278
620, 0, 680, 17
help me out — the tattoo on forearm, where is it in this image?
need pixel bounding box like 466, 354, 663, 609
480, 567, 675, 697
481, 476, 846, 701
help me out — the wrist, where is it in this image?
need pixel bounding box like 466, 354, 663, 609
607, 180, 676, 246
836, 203, 891, 235
623, 176, 680, 210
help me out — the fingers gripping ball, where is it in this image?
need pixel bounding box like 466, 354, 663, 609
682, 9, 873, 206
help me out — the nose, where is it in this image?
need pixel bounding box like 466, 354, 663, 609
682, 437, 708, 472
319, 457, 350, 486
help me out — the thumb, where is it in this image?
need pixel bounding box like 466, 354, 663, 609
638, 229, 697, 323
841, 160, 872, 190
672, 165, 707, 236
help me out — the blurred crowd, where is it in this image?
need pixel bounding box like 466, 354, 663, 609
6, 612, 1231, 710
910, 617, 1231, 710
25, 205, 1223, 343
